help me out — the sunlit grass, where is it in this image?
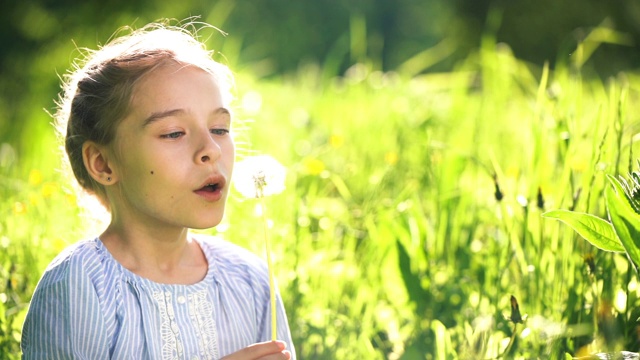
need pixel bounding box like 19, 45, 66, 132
2, 37, 640, 359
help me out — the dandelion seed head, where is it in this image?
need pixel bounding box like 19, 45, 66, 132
234, 155, 286, 198
517, 195, 528, 207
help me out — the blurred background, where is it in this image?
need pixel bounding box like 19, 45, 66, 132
2, 0, 640, 165
3, 1, 640, 359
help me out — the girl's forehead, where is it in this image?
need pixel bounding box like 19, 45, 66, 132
132, 63, 221, 99
125, 63, 226, 119
131, 60, 226, 100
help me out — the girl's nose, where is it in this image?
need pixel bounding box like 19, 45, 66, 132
195, 131, 222, 164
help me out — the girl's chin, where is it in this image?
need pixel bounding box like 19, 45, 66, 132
190, 217, 225, 230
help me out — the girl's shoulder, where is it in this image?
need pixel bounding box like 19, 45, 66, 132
37, 238, 106, 286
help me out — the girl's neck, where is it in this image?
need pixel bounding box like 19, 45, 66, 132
100, 222, 207, 285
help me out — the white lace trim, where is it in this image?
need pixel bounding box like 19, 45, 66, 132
188, 290, 219, 359
153, 291, 184, 360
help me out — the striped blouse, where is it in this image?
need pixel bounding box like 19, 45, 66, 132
21, 236, 296, 359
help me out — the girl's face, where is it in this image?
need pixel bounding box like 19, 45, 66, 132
106, 61, 235, 231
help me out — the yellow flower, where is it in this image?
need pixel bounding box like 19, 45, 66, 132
41, 182, 58, 198
52, 238, 68, 252
384, 151, 399, 165
66, 192, 78, 206
28, 169, 43, 186
13, 202, 26, 214
303, 157, 325, 175
571, 157, 589, 173
329, 134, 344, 148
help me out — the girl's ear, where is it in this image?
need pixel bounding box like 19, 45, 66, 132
82, 141, 116, 185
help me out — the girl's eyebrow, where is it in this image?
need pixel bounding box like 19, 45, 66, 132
142, 107, 231, 127
142, 109, 185, 127
213, 107, 232, 119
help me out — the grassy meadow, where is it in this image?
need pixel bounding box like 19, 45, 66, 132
2, 33, 640, 359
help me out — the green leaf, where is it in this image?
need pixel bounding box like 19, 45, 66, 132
396, 239, 428, 313
607, 173, 640, 215
605, 175, 640, 269
431, 319, 452, 360
542, 209, 625, 252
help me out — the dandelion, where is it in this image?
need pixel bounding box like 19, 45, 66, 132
233, 154, 286, 341
384, 151, 398, 166
302, 157, 325, 176
13, 202, 26, 215
41, 182, 58, 198
516, 195, 528, 209
28, 169, 43, 186
329, 134, 344, 148
234, 155, 286, 198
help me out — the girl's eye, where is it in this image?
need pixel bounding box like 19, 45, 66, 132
211, 128, 230, 136
160, 131, 184, 139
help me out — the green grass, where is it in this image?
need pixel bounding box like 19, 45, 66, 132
2, 37, 640, 359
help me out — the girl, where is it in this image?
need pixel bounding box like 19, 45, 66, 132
21, 21, 295, 360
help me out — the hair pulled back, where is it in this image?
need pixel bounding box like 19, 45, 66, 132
56, 22, 233, 205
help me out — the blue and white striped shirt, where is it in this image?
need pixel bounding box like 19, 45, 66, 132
21, 236, 296, 359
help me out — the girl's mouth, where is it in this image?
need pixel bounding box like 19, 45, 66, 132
200, 183, 220, 192
194, 179, 225, 201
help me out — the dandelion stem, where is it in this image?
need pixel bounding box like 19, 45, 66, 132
234, 156, 286, 341
260, 195, 277, 341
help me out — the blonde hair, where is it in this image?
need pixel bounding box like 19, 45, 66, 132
56, 21, 233, 205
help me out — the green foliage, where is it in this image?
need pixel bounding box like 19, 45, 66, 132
606, 175, 640, 270
4, 27, 640, 360
545, 171, 640, 271
542, 210, 624, 253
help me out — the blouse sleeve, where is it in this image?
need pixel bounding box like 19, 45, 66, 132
21, 256, 110, 359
